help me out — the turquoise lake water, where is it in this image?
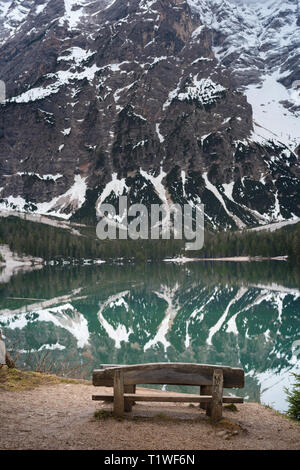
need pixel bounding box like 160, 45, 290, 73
0, 261, 299, 412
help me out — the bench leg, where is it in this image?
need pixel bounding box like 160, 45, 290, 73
113, 370, 124, 417
200, 385, 212, 412
210, 369, 224, 423
124, 398, 133, 412
124, 384, 136, 411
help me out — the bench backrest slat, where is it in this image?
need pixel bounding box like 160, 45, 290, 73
93, 363, 244, 388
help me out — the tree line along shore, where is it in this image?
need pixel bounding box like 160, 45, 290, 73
0, 215, 299, 263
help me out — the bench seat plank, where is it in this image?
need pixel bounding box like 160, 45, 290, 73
92, 394, 244, 404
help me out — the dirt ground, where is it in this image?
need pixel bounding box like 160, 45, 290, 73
0, 378, 299, 450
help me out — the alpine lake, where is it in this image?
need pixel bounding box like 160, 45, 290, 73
0, 260, 299, 413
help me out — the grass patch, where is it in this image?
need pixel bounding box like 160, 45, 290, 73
0, 367, 91, 391
125, 413, 178, 423
153, 412, 175, 422
214, 417, 244, 433
224, 403, 238, 412
94, 409, 112, 420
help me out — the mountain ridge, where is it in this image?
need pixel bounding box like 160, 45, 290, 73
0, 0, 299, 230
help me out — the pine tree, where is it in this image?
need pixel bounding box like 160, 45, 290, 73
285, 373, 300, 421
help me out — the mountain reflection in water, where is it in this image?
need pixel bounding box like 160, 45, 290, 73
0, 261, 299, 412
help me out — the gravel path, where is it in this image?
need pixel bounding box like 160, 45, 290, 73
0, 383, 299, 450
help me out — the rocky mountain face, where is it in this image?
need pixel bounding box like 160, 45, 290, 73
0, 0, 299, 230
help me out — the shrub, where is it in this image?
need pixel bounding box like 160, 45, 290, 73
285, 373, 300, 421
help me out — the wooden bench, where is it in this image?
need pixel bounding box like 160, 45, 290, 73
92, 363, 244, 422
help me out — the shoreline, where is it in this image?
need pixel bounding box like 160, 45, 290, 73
0, 241, 291, 274
164, 256, 289, 264
0, 245, 44, 283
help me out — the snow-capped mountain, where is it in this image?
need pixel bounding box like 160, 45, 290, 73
189, 0, 300, 148
0, 0, 299, 230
